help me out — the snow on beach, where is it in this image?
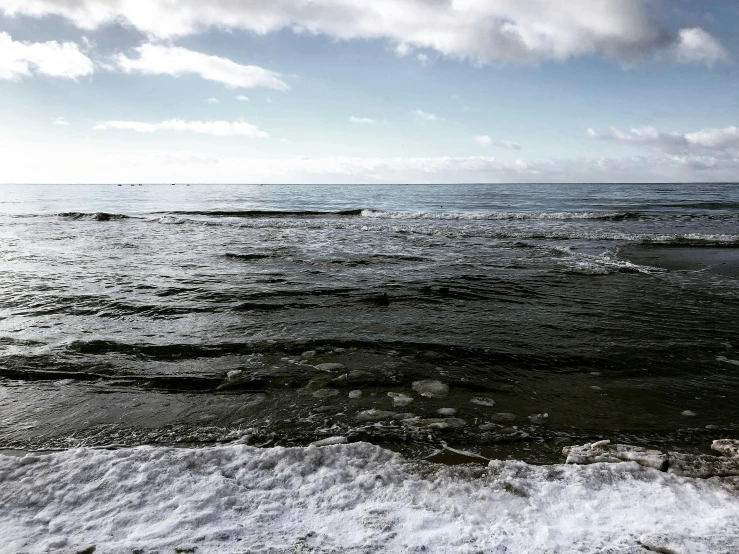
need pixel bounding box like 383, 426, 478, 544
1, 442, 738, 554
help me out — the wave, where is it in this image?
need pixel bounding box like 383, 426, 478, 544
58, 212, 131, 221
154, 209, 363, 217
360, 209, 640, 220
0, 442, 736, 553
151, 215, 739, 246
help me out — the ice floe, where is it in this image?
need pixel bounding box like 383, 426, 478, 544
2, 442, 738, 553
315, 362, 345, 372
713, 439, 739, 458
638, 533, 739, 554
411, 380, 449, 398
470, 397, 496, 407
403, 417, 466, 430
563, 440, 739, 478
387, 392, 414, 407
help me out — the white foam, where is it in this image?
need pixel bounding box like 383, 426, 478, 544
1, 443, 737, 553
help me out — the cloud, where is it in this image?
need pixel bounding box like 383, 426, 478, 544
588, 125, 739, 155
673, 28, 729, 66
93, 119, 269, 137
0, 1, 726, 66
236, 95, 249, 102
205, 97, 219, 104
3, 134, 739, 184
349, 117, 377, 125
0, 32, 94, 80
52, 117, 70, 125
115, 44, 289, 90
475, 135, 522, 149
414, 109, 439, 122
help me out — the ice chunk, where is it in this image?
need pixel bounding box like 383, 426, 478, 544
403, 418, 466, 430
489, 412, 516, 422
437, 408, 456, 416
639, 533, 739, 554
712, 439, 739, 458
310, 436, 348, 447
301, 350, 317, 359
387, 392, 413, 407
563, 442, 668, 471
470, 397, 495, 407
668, 453, 739, 478
348, 390, 362, 399
681, 410, 697, 416
312, 389, 339, 399
528, 413, 549, 424
226, 370, 243, 380
411, 380, 449, 398
315, 363, 345, 372
355, 409, 396, 422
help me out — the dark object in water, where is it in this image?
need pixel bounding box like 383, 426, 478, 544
374, 293, 390, 306
438, 287, 450, 296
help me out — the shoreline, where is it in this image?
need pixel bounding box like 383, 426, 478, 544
1, 439, 738, 553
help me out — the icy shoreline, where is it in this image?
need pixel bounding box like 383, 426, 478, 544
1, 441, 738, 554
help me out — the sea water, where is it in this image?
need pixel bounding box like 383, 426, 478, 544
0, 183, 738, 552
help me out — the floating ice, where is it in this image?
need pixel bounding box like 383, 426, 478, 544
315, 363, 345, 372
639, 533, 739, 554
2, 442, 737, 553
348, 390, 362, 399
563, 441, 668, 471
226, 370, 243, 380
312, 389, 339, 399
437, 408, 457, 416
713, 439, 739, 458
470, 397, 496, 407
355, 409, 397, 422
310, 436, 347, 447
403, 417, 466, 430
563, 441, 739, 478
301, 350, 317, 359
387, 392, 413, 407
681, 410, 697, 416
528, 413, 549, 424
668, 453, 739, 478
489, 412, 517, 422
411, 380, 449, 398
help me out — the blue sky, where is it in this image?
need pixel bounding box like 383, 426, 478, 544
0, 0, 737, 183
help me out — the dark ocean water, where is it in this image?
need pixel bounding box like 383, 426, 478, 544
1, 183, 737, 463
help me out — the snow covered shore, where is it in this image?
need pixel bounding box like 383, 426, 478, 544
1, 441, 738, 553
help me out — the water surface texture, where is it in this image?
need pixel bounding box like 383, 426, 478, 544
1, 183, 737, 463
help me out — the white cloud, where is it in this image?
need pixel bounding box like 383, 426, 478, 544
475, 135, 522, 150
205, 97, 219, 104
52, 117, 70, 125
3, 135, 739, 184
414, 109, 439, 122
0, 32, 94, 80
349, 117, 377, 125
673, 28, 729, 66
417, 53, 429, 66
236, 95, 249, 102
588, 125, 739, 155
93, 119, 269, 137
115, 44, 289, 90
0, 1, 726, 66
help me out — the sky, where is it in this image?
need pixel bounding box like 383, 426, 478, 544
0, 0, 737, 184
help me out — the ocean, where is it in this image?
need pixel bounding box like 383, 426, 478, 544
1, 183, 738, 553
